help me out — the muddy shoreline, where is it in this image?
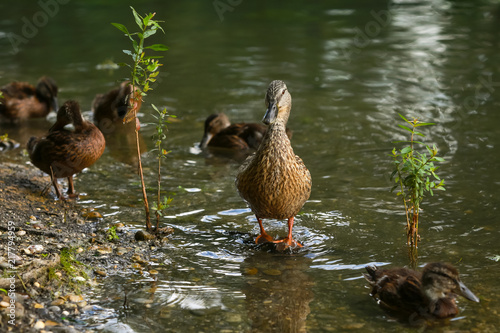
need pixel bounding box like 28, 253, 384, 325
0, 162, 168, 332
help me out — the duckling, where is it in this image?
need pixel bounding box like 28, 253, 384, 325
0, 76, 58, 121
364, 262, 480, 320
235, 80, 311, 248
27, 100, 106, 200
200, 113, 292, 150
92, 81, 142, 131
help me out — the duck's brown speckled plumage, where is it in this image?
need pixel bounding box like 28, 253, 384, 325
92, 81, 142, 127
364, 262, 480, 320
236, 80, 311, 248
27, 100, 105, 199
0, 76, 58, 121
200, 113, 292, 151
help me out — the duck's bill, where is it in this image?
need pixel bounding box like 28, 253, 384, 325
200, 133, 212, 148
52, 97, 59, 113
262, 101, 277, 125
459, 281, 480, 302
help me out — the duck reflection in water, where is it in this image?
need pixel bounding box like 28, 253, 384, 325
364, 262, 480, 324
242, 252, 313, 333
92, 81, 146, 166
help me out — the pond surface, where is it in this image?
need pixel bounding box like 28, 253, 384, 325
1, 0, 499, 332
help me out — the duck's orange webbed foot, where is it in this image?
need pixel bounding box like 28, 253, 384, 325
273, 237, 303, 247
255, 231, 275, 244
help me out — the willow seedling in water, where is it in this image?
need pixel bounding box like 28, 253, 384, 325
151, 104, 174, 229
112, 7, 168, 232
390, 113, 445, 252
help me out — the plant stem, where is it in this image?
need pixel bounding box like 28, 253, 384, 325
134, 118, 151, 231
156, 152, 161, 230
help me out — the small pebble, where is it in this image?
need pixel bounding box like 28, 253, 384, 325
48, 306, 61, 313
68, 295, 83, 303
33, 320, 45, 329
16, 230, 26, 236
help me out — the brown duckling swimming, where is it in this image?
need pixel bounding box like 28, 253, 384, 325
0, 76, 58, 121
92, 81, 142, 131
27, 100, 106, 200
364, 262, 480, 320
235, 80, 311, 249
200, 113, 292, 150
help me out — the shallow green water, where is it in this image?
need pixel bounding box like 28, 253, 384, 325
1, 0, 499, 332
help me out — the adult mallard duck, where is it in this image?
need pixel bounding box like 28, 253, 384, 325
200, 113, 292, 150
92, 81, 142, 131
364, 262, 480, 320
0, 76, 58, 121
27, 100, 106, 200
235, 80, 311, 248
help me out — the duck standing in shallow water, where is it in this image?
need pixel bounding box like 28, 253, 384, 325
0, 76, 58, 121
27, 100, 106, 200
200, 113, 292, 151
364, 262, 480, 320
235, 80, 311, 249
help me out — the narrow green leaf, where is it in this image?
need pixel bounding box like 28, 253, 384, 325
398, 113, 409, 123
400, 146, 412, 154
398, 124, 412, 133
390, 184, 398, 192
111, 23, 129, 35
433, 157, 445, 162
414, 122, 435, 127
145, 44, 169, 51
413, 131, 425, 137
143, 29, 157, 38
122, 49, 133, 56
130, 6, 143, 29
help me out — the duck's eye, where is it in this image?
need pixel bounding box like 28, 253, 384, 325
282, 89, 286, 95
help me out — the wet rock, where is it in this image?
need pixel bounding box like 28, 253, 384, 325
48, 305, 61, 313
94, 270, 107, 277
68, 295, 84, 303
27, 244, 44, 254
33, 320, 45, 329
135, 230, 155, 241
51, 298, 65, 306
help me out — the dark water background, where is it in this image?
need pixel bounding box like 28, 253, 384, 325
1, 0, 499, 331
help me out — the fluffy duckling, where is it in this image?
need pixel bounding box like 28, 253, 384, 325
364, 262, 480, 320
200, 113, 292, 150
235, 80, 311, 249
27, 100, 105, 200
0, 76, 58, 121
92, 81, 142, 130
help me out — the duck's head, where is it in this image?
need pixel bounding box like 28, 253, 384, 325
36, 76, 59, 112
200, 113, 231, 148
263, 80, 292, 125
116, 81, 142, 120
422, 262, 480, 304
50, 100, 83, 132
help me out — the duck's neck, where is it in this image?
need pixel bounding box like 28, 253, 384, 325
259, 114, 292, 154
72, 112, 88, 130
